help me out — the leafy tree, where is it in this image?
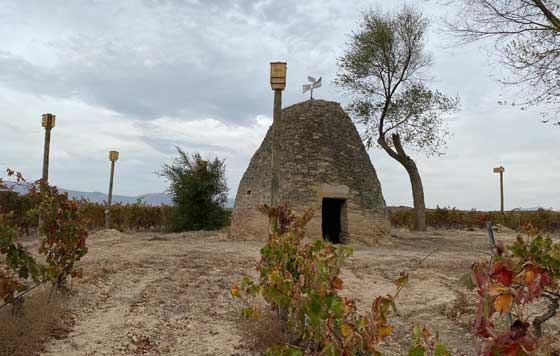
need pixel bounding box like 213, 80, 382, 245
444, 0, 560, 124
336, 7, 459, 231
159, 147, 229, 232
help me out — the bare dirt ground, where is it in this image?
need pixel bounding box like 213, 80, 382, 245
19, 227, 558, 355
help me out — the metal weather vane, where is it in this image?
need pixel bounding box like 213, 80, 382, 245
302, 76, 322, 100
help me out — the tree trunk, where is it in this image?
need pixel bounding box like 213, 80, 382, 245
378, 133, 427, 231
404, 159, 427, 231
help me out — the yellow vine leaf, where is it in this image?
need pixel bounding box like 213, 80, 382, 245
230, 285, 241, 298
332, 277, 344, 289
524, 270, 537, 284
341, 323, 354, 338
377, 325, 393, 338
495, 294, 513, 313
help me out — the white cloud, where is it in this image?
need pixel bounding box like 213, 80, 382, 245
0, 0, 557, 210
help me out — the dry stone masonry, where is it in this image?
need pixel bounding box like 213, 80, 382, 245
231, 100, 389, 245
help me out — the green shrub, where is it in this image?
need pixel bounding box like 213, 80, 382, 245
159, 148, 229, 232
34, 181, 88, 287
232, 203, 449, 355
0, 170, 89, 305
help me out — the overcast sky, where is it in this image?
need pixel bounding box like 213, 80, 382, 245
1, 0, 558, 211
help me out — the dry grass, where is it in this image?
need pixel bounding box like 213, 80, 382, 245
0, 286, 71, 356
235, 308, 289, 353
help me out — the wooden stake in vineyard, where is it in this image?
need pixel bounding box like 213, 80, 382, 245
493, 166, 505, 213
41, 113, 56, 182
105, 150, 119, 229
269, 62, 287, 207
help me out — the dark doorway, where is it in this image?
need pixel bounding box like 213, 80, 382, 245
322, 198, 344, 244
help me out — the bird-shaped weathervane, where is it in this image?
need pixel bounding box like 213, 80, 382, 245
303, 76, 322, 100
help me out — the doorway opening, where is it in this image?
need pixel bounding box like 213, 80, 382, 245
322, 198, 345, 244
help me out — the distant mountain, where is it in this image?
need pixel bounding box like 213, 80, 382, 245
516, 206, 553, 212
2, 181, 235, 208
3, 181, 28, 195
4, 181, 172, 206
63, 189, 174, 206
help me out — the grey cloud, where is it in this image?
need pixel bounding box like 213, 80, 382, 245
0, 0, 558, 210
0, 48, 270, 122
143, 136, 238, 156
0, 52, 72, 97
0, 0, 352, 123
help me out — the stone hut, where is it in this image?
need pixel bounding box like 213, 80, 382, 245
230, 99, 389, 245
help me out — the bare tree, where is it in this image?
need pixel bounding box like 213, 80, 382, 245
336, 7, 459, 231
444, 0, 560, 124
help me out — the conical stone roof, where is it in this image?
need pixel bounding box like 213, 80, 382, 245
231, 99, 389, 245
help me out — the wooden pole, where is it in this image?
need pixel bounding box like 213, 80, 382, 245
40, 113, 55, 230
41, 113, 56, 182
500, 171, 504, 214
269, 61, 286, 210
105, 160, 116, 229
42, 127, 51, 182
493, 166, 505, 214
271, 89, 282, 207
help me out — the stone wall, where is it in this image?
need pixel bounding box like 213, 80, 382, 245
230, 100, 390, 245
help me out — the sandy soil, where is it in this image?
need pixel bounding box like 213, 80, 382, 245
34, 227, 560, 356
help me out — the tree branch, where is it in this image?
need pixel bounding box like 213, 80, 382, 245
391, 133, 413, 165
531, 0, 560, 31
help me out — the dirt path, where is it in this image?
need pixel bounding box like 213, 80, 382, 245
41, 230, 263, 356
39, 228, 559, 355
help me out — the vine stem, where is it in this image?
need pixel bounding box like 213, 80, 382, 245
0, 281, 45, 311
